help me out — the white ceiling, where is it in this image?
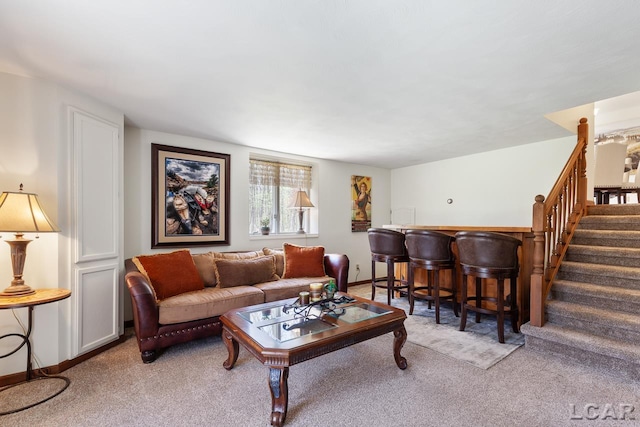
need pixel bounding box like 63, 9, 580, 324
1, 1, 640, 169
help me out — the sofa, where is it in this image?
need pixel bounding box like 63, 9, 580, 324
125, 244, 349, 363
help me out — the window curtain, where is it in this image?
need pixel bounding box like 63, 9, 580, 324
249, 159, 312, 189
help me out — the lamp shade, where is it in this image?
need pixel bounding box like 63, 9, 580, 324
290, 190, 314, 208
0, 190, 60, 233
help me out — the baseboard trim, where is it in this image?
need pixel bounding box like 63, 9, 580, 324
0, 333, 127, 387
348, 280, 372, 287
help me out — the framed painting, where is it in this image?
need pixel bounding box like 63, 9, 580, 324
351, 175, 371, 232
151, 143, 230, 247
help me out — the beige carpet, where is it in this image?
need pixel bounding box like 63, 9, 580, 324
348, 284, 524, 369
3, 326, 639, 426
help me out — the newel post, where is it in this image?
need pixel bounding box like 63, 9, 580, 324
576, 117, 588, 212
530, 194, 546, 327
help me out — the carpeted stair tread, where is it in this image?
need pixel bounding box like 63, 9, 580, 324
587, 204, 640, 216
552, 279, 640, 315
520, 322, 640, 364
579, 215, 640, 231
553, 279, 640, 302
559, 260, 640, 281
565, 244, 640, 267
546, 299, 640, 332
571, 229, 640, 248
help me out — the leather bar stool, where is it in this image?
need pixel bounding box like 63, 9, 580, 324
405, 229, 458, 324
455, 231, 521, 343
368, 228, 409, 305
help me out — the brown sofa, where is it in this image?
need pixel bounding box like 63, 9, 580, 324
125, 247, 349, 363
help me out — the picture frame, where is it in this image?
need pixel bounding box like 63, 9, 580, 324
351, 175, 371, 232
151, 143, 230, 247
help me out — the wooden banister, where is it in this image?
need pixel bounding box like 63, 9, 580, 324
530, 118, 589, 327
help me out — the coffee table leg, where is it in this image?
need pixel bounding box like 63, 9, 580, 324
269, 367, 289, 426
222, 327, 239, 370
393, 326, 408, 370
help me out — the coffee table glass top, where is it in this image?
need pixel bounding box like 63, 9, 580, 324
237, 300, 393, 343
326, 303, 391, 323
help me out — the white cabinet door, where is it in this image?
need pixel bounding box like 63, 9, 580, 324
69, 107, 122, 356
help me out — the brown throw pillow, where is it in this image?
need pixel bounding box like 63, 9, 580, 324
211, 250, 265, 260
263, 247, 285, 277
132, 249, 204, 300
191, 252, 217, 287
282, 243, 326, 278
213, 255, 279, 288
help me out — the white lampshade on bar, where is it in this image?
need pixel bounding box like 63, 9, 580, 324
290, 190, 314, 234
0, 185, 60, 297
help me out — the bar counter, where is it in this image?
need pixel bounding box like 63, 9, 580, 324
383, 225, 534, 327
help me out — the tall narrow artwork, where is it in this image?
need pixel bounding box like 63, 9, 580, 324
351, 175, 371, 232
152, 144, 230, 247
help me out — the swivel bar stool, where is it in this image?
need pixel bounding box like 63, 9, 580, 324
368, 228, 409, 305
455, 231, 521, 343
405, 229, 458, 324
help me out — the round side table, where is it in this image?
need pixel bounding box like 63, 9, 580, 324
0, 288, 71, 415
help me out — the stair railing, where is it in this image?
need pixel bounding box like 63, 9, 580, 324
530, 118, 589, 327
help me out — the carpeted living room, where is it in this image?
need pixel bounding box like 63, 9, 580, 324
2, 2, 640, 426
2, 282, 639, 426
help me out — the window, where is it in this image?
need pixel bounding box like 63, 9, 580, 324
249, 158, 313, 235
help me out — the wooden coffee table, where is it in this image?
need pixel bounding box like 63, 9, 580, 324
221, 293, 407, 426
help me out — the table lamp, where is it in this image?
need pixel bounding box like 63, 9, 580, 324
290, 190, 314, 234
0, 184, 60, 297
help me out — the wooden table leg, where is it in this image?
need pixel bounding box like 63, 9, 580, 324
393, 326, 408, 370
222, 327, 239, 370
269, 367, 289, 426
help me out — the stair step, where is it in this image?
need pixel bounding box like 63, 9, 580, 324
587, 204, 640, 216
520, 322, 640, 380
565, 244, 640, 267
552, 279, 640, 313
545, 300, 640, 341
571, 229, 640, 248
578, 215, 640, 230
557, 261, 640, 290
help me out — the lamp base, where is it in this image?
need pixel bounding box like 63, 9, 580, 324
1, 234, 35, 297
297, 209, 306, 234
0, 284, 35, 297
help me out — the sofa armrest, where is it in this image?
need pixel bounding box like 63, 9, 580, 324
125, 268, 160, 342
323, 253, 350, 292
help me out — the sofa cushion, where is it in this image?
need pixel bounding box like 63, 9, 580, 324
158, 286, 265, 324
132, 249, 204, 300
263, 247, 285, 277
191, 252, 217, 287
255, 277, 331, 303
213, 255, 279, 288
282, 243, 326, 278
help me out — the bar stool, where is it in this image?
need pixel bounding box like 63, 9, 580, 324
405, 229, 458, 324
455, 231, 521, 343
368, 228, 409, 305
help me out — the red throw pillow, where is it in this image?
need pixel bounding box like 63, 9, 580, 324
282, 243, 326, 278
133, 249, 204, 300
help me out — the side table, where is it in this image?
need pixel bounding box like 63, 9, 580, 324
0, 288, 71, 415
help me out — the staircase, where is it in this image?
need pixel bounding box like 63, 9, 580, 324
521, 203, 640, 379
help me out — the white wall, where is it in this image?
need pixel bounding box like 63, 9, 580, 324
391, 136, 578, 227
123, 128, 390, 295
0, 71, 123, 376
0, 69, 589, 376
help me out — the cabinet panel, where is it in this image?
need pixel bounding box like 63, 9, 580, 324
73, 264, 119, 355
72, 110, 119, 263
68, 107, 122, 358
